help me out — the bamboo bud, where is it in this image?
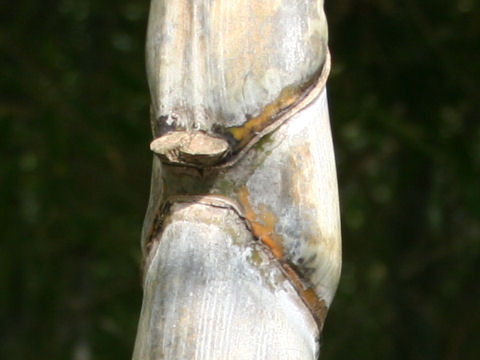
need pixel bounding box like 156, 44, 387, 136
150, 131, 230, 166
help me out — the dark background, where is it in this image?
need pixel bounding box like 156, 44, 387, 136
1, 1, 479, 359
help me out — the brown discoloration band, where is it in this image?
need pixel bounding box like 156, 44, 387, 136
282, 264, 328, 330
238, 187, 284, 259
223, 51, 331, 162
238, 187, 327, 329
227, 83, 313, 147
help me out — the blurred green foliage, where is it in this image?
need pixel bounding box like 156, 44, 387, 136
1, 1, 150, 358
324, 1, 480, 359
1, 0, 479, 359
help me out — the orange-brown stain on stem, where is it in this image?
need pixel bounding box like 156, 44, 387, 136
283, 264, 327, 330
227, 86, 303, 148
238, 186, 327, 329
238, 187, 284, 259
